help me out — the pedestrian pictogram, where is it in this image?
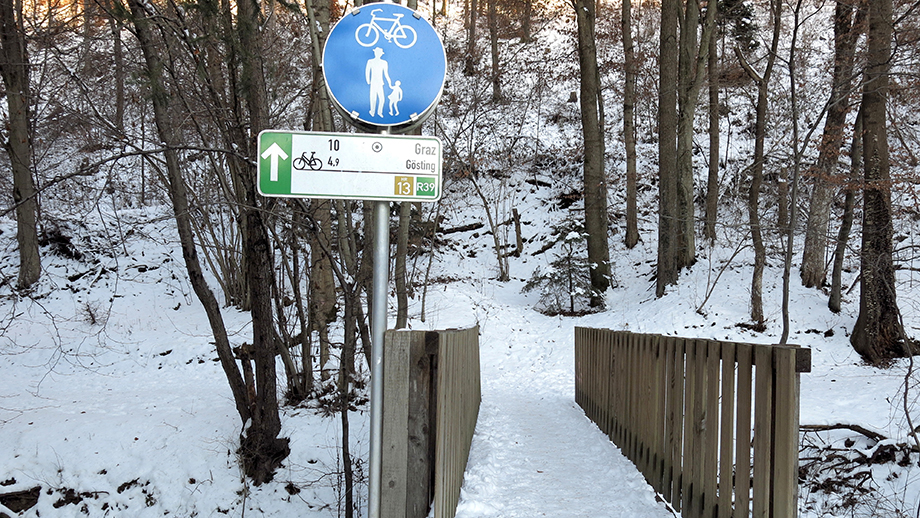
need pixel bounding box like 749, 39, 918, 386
322, 3, 446, 133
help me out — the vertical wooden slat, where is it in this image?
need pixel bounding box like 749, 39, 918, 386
625, 333, 636, 460
605, 330, 616, 436
703, 340, 721, 516
646, 335, 657, 491
652, 334, 667, 493
434, 332, 450, 518
772, 347, 799, 518
409, 332, 434, 517
718, 342, 736, 518
660, 336, 676, 503
638, 334, 650, 477
693, 340, 708, 517
433, 327, 480, 518
619, 332, 629, 453
735, 343, 753, 518
682, 339, 700, 517
603, 329, 613, 435
597, 328, 605, 429
752, 346, 774, 518
608, 331, 617, 443
616, 332, 627, 447
575, 327, 583, 410
381, 330, 413, 518
670, 337, 686, 510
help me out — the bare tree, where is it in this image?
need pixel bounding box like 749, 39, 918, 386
0, 0, 41, 289
125, 0, 289, 483
466, 0, 479, 74
657, 0, 679, 297
675, 0, 716, 266
736, 0, 781, 327
488, 0, 501, 101
800, 0, 865, 288
851, 0, 904, 364
573, 0, 611, 303
657, 0, 715, 295
622, 0, 639, 249
704, 24, 719, 243
829, 110, 861, 314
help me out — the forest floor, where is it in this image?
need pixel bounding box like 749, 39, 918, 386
1, 172, 919, 517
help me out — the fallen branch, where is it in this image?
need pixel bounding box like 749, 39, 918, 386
800, 423, 888, 443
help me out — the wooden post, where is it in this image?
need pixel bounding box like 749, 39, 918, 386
382, 330, 433, 518
735, 343, 753, 517
772, 347, 800, 518
718, 342, 736, 518
752, 346, 774, 518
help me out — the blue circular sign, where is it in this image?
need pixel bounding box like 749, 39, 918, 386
323, 3, 446, 133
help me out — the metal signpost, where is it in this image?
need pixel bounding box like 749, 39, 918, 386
256, 4, 445, 518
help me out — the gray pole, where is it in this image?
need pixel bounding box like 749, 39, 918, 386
368, 198, 389, 518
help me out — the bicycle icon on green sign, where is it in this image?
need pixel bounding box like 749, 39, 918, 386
293, 151, 323, 171
355, 9, 418, 49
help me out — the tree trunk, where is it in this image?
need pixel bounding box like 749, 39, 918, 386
311, 201, 336, 380
395, 201, 411, 329
622, 0, 639, 249
235, 0, 290, 484
736, 0, 780, 328
521, 0, 532, 42
829, 110, 861, 313
657, 0, 679, 297
125, 0, 250, 429
0, 0, 41, 289
704, 28, 719, 243
291, 209, 314, 398
800, 0, 865, 288
108, 7, 125, 135
465, 0, 478, 74
488, 0, 501, 101
574, 0, 610, 303
675, 0, 716, 268
305, 0, 336, 381
777, 167, 789, 229
851, 0, 904, 364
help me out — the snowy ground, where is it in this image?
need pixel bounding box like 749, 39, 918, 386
2, 191, 919, 518
7, 0, 920, 515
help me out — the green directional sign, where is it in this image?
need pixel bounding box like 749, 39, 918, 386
257, 130, 442, 202
259, 132, 293, 194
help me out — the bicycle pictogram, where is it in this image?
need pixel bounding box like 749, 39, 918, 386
355, 9, 418, 49
293, 151, 323, 171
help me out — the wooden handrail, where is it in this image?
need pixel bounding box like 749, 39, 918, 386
575, 328, 809, 518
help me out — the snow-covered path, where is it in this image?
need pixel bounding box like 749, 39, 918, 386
424, 282, 675, 517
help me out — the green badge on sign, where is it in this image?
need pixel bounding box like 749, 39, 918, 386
258, 132, 293, 196
415, 177, 437, 197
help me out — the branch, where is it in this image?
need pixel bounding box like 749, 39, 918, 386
800, 423, 888, 443
733, 46, 763, 84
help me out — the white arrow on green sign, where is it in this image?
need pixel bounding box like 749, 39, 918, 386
257, 130, 442, 202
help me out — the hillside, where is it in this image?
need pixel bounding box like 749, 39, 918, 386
2, 0, 920, 516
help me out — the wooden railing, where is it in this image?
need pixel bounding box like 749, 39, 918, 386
574, 328, 811, 518
381, 326, 481, 518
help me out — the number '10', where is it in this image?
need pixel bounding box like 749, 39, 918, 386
329, 139, 340, 151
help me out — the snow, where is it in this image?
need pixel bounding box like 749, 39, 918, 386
3, 2, 920, 517
2, 187, 916, 518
